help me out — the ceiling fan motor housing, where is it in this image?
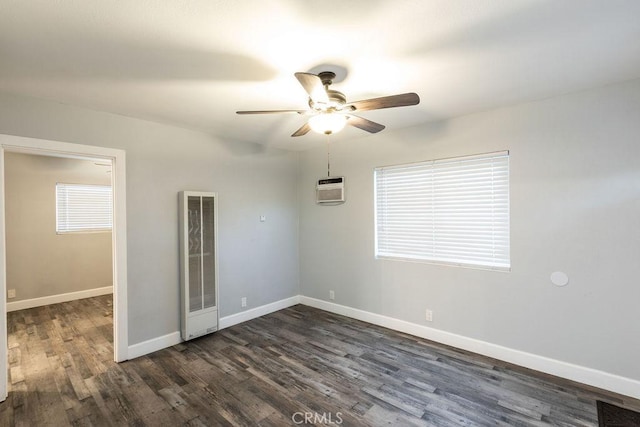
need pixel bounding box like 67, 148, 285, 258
309, 89, 346, 111
327, 90, 346, 105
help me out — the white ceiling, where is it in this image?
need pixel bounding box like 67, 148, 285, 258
1, 1, 639, 150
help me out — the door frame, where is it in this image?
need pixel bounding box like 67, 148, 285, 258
0, 134, 128, 401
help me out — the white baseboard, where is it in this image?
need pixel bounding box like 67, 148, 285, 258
6, 286, 113, 312
123, 294, 640, 400
128, 331, 182, 360
126, 295, 301, 360
299, 296, 640, 400
219, 295, 301, 329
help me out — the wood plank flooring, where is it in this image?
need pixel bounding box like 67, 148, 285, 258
1, 295, 639, 426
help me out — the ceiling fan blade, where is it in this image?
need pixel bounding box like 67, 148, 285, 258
295, 72, 329, 104
346, 92, 420, 112
347, 115, 385, 133
236, 109, 306, 115
291, 122, 311, 137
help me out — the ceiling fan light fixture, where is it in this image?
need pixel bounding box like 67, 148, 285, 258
309, 113, 347, 135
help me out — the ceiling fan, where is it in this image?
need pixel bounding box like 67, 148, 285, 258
236, 71, 420, 137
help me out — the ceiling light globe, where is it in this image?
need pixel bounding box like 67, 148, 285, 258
309, 113, 347, 135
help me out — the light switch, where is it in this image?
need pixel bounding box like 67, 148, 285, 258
260, 215, 266, 222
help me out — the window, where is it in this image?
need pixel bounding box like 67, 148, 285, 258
375, 151, 509, 270
56, 183, 113, 233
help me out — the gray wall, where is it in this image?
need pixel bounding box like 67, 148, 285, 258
0, 92, 300, 345
298, 78, 640, 382
4, 153, 112, 301
2, 77, 638, 383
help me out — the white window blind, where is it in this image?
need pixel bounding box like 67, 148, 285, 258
56, 183, 113, 233
375, 151, 510, 270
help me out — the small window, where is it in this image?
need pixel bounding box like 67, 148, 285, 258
56, 183, 113, 233
375, 151, 510, 270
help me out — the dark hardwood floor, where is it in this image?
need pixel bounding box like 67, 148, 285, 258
1, 296, 639, 426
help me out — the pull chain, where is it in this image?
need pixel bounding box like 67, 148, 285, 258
326, 134, 331, 177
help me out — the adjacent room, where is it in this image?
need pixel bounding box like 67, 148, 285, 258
0, 1, 639, 426
4, 153, 113, 310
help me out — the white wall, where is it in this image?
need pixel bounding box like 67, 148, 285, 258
0, 92, 300, 346
298, 79, 640, 382
4, 153, 112, 302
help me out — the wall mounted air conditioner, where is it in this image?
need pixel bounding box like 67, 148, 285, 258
316, 177, 345, 204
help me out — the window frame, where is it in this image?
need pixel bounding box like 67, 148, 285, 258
374, 151, 510, 271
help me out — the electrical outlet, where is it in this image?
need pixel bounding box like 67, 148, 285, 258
7, 289, 16, 299
329, 290, 335, 300
241, 297, 247, 308
425, 309, 433, 322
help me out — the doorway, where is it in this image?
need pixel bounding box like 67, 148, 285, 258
0, 134, 128, 401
